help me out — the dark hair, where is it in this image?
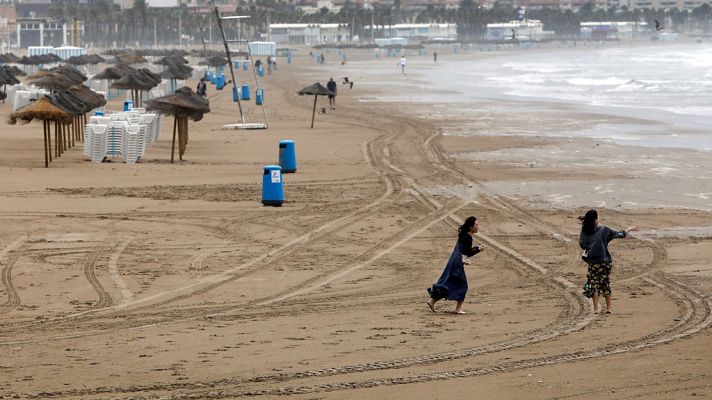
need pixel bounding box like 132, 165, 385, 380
459, 216, 477, 235
578, 209, 598, 235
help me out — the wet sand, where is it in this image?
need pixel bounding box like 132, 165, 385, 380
0, 47, 710, 399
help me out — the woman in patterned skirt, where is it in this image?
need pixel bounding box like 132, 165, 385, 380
579, 209, 639, 314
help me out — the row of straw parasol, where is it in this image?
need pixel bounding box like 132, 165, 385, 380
7, 75, 106, 167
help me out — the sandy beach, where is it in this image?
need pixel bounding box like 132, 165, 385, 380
1, 45, 711, 399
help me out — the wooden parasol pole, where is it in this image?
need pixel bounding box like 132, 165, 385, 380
43, 121, 49, 168
47, 121, 52, 162
54, 122, 58, 158
170, 115, 177, 163
311, 94, 317, 129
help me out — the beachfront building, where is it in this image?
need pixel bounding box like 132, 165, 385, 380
297, 0, 341, 14
364, 23, 457, 44
580, 21, 641, 40
269, 23, 350, 45
0, 3, 16, 51
486, 20, 554, 41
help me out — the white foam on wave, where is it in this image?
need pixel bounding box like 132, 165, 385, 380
566, 77, 629, 86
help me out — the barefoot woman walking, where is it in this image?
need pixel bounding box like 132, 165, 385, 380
579, 209, 639, 314
426, 216, 484, 314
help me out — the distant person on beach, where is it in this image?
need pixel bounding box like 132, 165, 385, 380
320, 53, 325, 64
327, 77, 337, 110
196, 78, 207, 97
399, 56, 407, 74
341, 77, 354, 89
426, 216, 484, 314
433, 51, 438, 63
579, 209, 639, 314
254, 59, 262, 70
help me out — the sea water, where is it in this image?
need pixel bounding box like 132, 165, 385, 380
361, 42, 712, 151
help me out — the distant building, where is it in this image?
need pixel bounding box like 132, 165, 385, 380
364, 23, 457, 44
580, 21, 641, 40
269, 23, 350, 45
297, 0, 341, 14
486, 20, 554, 41
0, 4, 16, 49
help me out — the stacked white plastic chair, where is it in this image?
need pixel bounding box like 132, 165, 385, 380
105, 121, 128, 160
84, 124, 109, 162
123, 124, 146, 164
82, 110, 163, 164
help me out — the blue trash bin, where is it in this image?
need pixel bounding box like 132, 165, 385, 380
216, 74, 225, 90
279, 140, 296, 173
256, 88, 264, 105
95, 110, 104, 116
242, 61, 249, 71
123, 100, 133, 111
262, 165, 284, 206
241, 84, 250, 100
232, 86, 240, 102
209, 72, 217, 85
258, 66, 264, 77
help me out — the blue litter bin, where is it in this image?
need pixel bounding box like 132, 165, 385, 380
242, 61, 249, 71
205, 70, 212, 81
256, 89, 264, 105
209, 72, 217, 85
241, 84, 250, 100
279, 140, 297, 173
262, 165, 284, 206
232, 86, 240, 102
258, 66, 264, 77
123, 100, 133, 111
216, 74, 225, 90
95, 110, 104, 116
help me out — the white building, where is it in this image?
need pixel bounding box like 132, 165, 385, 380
580, 21, 639, 40
486, 20, 554, 41
269, 23, 350, 45
297, 0, 341, 14
365, 23, 457, 44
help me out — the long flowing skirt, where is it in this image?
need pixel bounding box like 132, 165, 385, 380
427, 243, 468, 302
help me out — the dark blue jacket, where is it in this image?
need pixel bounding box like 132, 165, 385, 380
579, 225, 626, 264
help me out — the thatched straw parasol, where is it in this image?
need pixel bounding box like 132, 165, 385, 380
113, 53, 147, 65
0, 53, 19, 63
54, 65, 87, 83
7, 96, 73, 167
0, 67, 20, 103
26, 73, 76, 91
199, 56, 228, 67
145, 87, 210, 163
297, 82, 331, 129
84, 54, 106, 64
154, 55, 189, 66
64, 55, 89, 65
110, 68, 160, 107
4, 65, 26, 77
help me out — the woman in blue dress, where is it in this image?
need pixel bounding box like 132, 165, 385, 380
426, 216, 484, 314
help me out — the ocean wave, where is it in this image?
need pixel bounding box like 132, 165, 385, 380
606, 79, 660, 92
566, 77, 629, 86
